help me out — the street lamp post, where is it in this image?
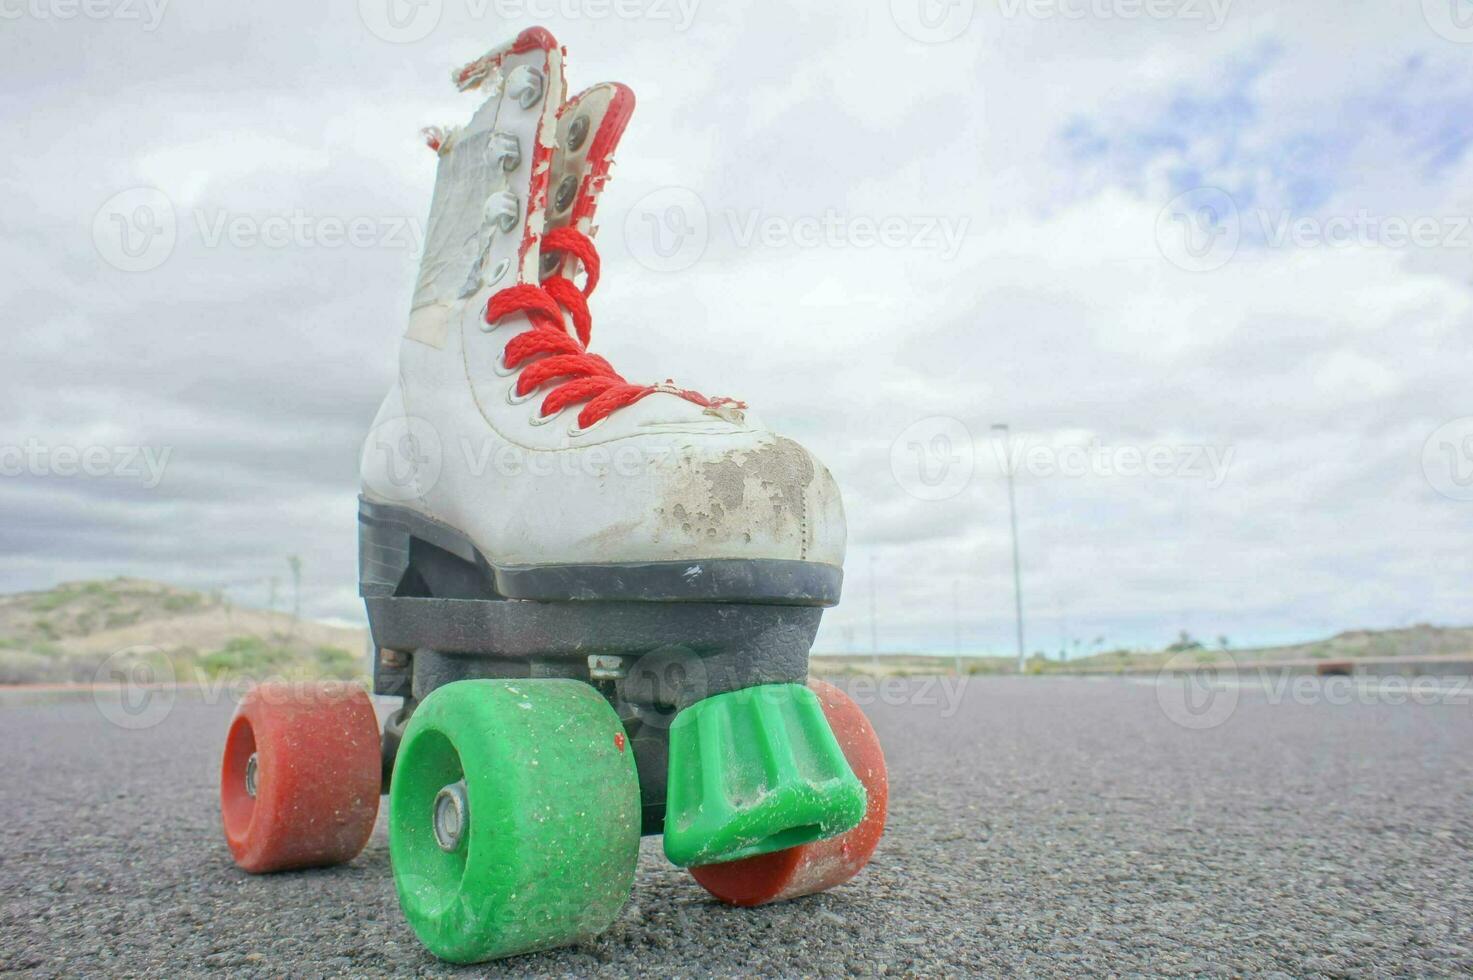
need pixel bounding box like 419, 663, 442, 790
869, 553, 879, 671
992, 423, 1026, 673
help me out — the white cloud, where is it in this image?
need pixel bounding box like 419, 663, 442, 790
0, 0, 1469, 657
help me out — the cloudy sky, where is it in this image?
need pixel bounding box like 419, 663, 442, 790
2, 0, 1470, 656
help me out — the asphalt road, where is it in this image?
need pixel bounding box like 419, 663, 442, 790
2, 675, 1471, 977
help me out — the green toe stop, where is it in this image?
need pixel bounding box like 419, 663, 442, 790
663, 682, 866, 867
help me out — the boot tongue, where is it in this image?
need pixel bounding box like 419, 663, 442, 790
540, 82, 635, 283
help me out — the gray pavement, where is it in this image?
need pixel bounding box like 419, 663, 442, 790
1, 675, 1470, 976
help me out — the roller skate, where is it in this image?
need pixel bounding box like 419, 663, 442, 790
217, 27, 887, 964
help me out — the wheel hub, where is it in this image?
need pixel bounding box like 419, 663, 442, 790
433, 780, 469, 852
244, 753, 259, 798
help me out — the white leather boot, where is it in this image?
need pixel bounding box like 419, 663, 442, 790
359, 28, 845, 609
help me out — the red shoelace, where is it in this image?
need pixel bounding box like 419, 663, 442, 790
483, 227, 737, 430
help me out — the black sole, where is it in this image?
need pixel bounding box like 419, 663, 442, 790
358, 498, 843, 605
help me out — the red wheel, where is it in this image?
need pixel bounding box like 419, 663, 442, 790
220, 682, 381, 873
689, 678, 888, 906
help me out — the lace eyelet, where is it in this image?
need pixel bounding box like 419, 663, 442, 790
567, 114, 590, 152
528, 407, 565, 427
477, 303, 507, 334
506, 384, 538, 406
568, 417, 606, 438
493, 351, 518, 377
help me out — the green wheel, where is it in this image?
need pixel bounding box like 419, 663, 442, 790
388, 679, 641, 963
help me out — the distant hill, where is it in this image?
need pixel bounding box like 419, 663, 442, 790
3, 579, 1468, 686
0, 579, 369, 686
812, 624, 1473, 676
1055, 624, 1473, 673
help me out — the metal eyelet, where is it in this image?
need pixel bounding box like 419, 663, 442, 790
527, 406, 566, 426
506, 384, 538, 406
567, 114, 590, 152
487, 131, 521, 172
492, 351, 517, 377
539, 249, 561, 279
486, 257, 511, 286
568, 417, 605, 438
506, 66, 545, 109
484, 191, 520, 233
554, 174, 578, 214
